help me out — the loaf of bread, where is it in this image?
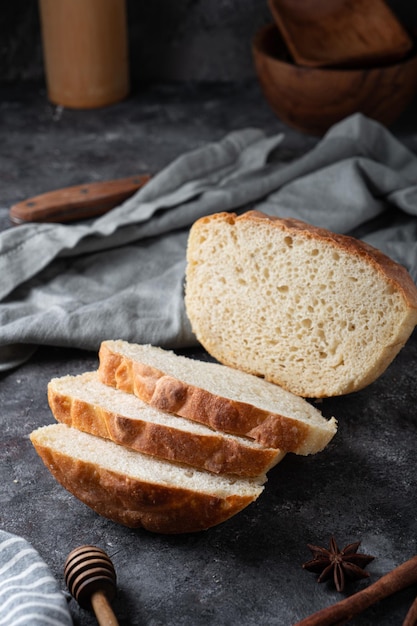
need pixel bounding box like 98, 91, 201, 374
30, 424, 265, 533
98, 340, 337, 453
31, 334, 338, 532
185, 210, 417, 398
48, 371, 285, 477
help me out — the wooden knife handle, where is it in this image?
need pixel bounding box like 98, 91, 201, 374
9, 174, 151, 224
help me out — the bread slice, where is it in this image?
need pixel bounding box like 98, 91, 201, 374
98, 340, 337, 454
30, 424, 265, 533
48, 371, 285, 477
185, 210, 417, 398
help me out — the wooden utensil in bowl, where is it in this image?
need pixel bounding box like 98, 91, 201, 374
267, 0, 413, 68
252, 23, 417, 135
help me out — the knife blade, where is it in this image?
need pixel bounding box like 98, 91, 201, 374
9, 173, 151, 224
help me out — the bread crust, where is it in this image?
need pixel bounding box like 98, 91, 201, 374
48, 379, 284, 477
30, 437, 259, 533
185, 210, 417, 397
98, 342, 337, 453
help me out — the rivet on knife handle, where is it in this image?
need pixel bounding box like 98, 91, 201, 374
9, 174, 151, 224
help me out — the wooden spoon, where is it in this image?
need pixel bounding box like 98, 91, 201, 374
267, 0, 413, 68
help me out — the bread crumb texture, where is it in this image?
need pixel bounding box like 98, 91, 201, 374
185, 211, 417, 397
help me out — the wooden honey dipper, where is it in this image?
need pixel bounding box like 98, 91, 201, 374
64, 545, 119, 626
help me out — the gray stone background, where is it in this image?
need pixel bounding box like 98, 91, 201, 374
2, 3, 417, 626
1, 0, 417, 85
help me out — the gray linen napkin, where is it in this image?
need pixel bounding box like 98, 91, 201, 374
0, 530, 72, 625
1, 113, 417, 371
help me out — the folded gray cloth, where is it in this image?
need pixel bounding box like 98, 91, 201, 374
0, 530, 72, 625
1, 113, 417, 370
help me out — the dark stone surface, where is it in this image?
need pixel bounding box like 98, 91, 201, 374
1, 82, 417, 625
0, 80, 320, 219
1, 0, 417, 84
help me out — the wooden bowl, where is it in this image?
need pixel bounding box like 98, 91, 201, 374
252, 24, 417, 135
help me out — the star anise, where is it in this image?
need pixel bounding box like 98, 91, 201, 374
302, 536, 375, 592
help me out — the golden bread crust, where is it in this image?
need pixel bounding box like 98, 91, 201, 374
30, 437, 258, 533
98, 342, 335, 453
47, 380, 283, 477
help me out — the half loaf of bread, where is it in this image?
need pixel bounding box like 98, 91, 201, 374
185, 210, 417, 398
48, 371, 285, 477
30, 424, 265, 533
98, 340, 337, 453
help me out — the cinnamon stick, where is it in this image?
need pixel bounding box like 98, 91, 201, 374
294, 555, 417, 626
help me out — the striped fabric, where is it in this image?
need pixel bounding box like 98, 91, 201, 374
0, 530, 72, 625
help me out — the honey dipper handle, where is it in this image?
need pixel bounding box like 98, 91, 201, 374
91, 591, 120, 626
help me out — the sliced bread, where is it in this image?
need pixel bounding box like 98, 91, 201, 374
30, 424, 265, 533
48, 371, 285, 477
185, 210, 417, 398
98, 340, 337, 454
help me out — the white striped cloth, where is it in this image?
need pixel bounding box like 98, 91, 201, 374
0, 531, 72, 625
